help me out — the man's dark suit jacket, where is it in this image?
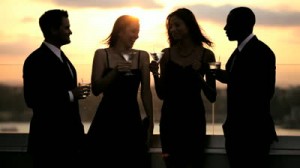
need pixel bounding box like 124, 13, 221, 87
23, 43, 85, 154
223, 35, 278, 143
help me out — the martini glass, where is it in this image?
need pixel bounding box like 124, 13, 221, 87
150, 52, 163, 76
150, 52, 164, 63
122, 51, 136, 76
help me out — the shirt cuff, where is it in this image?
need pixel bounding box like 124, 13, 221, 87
68, 91, 74, 102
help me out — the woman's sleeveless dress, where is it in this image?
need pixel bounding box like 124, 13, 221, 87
160, 53, 207, 162
84, 50, 147, 168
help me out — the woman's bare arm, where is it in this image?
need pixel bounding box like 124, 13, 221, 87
91, 49, 119, 96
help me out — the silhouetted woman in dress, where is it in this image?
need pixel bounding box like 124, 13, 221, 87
84, 15, 153, 168
150, 8, 217, 168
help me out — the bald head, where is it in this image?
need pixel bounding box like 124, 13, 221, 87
224, 7, 256, 42
229, 7, 255, 29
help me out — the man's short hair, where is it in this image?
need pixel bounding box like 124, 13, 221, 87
39, 9, 68, 38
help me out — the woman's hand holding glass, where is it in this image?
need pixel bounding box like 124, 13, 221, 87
121, 51, 136, 76
149, 51, 163, 76
116, 61, 133, 74
150, 52, 163, 63
149, 61, 160, 76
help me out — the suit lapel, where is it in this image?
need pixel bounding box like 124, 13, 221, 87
226, 48, 239, 72
226, 36, 259, 72
61, 51, 77, 83
40, 43, 77, 87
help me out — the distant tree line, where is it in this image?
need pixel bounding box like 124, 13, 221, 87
0, 84, 30, 121
0, 84, 300, 128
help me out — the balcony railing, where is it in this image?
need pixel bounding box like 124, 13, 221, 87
1, 64, 300, 167
0, 134, 300, 168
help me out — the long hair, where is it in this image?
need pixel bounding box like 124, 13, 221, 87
166, 8, 213, 47
104, 15, 139, 47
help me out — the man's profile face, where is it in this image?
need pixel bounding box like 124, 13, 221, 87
53, 17, 72, 46
224, 12, 240, 41
224, 9, 254, 42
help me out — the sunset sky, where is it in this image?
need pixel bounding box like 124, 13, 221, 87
0, 0, 300, 86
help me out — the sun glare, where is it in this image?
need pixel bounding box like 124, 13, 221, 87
119, 7, 170, 51
121, 7, 166, 30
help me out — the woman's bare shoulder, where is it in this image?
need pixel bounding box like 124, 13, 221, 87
94, 48, 108, 56
93, 48, 108, 60
160, 48, 170, 62
203, 47, 215, 62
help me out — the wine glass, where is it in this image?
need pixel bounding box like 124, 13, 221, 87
122, 51, 136, 76
150, 52, 164, 63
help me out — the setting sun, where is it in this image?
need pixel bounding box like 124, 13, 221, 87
0, 0, 300, 86
121, 7, 167, 28
111, 7, 170, 53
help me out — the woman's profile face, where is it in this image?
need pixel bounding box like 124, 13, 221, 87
168, 16, 189, 41
120, 21, 140, 49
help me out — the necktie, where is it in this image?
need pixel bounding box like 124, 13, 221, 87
61, 51, 74, 78
229, 48, 239, 72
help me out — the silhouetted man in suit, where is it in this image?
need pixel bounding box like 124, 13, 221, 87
23, 9, 90, 168
215, 6, 278, 168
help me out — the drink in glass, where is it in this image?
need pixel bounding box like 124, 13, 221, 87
79, 82, 91, 98
150, 52, 163, 63
122, 51, 136, 76
209, 61, 221, 76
